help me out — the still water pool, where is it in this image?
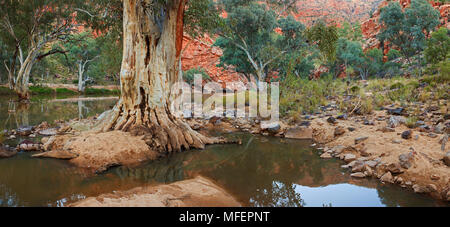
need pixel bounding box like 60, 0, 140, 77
0, 95, 447, 207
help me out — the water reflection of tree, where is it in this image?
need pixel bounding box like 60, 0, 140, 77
250, 181, 305, 207
3, 101, 30, 128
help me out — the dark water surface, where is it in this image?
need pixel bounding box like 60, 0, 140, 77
0, 95, 447, 207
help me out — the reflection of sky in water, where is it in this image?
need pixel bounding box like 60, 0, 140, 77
293, 183, 385, 207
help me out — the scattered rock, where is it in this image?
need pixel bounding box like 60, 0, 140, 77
395, 177, 404, 184
365, 160, 378, 168
427, 184, 438, 192
363, 120, 374, 125
355, 136, 368, 144
18, 140, 42, 151
351, 172, 366, 178
380, 127, 395, 133
337, 114, 348, 120
427, 133, 438, 138
364, 166, 373, 177
380, 172, 394, 183
320, 153, 332, 159
348, 127, 356, 132
327, 117, 337, 124
333, 145, 345, 155
387, 163, 404, 174
413, 184, 430, 194
430, 174, 440, 181
17, 126, 33, 136
444, 152, 450, 167
434, 123, 445, 134
38, 128, 58, 136
334, 126, 346, 137
344, 154, 357, 163
260, 122, 281, 134
398, 152, 415, 169
285, 127, 313, 140
387, 107, 404, 116
401, 130, 412, 140
351, 161, 365, 172
387, 116, 406, 128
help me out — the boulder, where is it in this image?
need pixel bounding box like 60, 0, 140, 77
387, 116, 406, 128
38, 128, 58, 136
334, 126, 346, 137
351, 161, 366, 173
399, 152, 415, 169
413, 184, 431, 194
344, 154, 357, 163
401, 130, 412, 140
16, 126, 33, 136
387, 163, 404, 174
444, 152, 450, 167
327, 117, 337, 124
387, 107, 405, 116
260, 122, 281, 134
380, 172, 394, 183
285, 127, 313, 140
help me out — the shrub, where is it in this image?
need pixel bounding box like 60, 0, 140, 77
30, 86, 54, 95
55, 88, 77, 95
183, 67, 211, 85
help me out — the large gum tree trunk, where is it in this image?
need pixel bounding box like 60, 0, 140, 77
95, 0, 220, 153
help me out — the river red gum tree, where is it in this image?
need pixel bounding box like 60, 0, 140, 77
95, 0, 220, 153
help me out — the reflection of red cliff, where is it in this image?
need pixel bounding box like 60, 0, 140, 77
362, 0, 449, 51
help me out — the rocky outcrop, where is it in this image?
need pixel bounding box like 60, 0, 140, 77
294, 0, 383, 26
70, 176, 241, 207
181, 35, 247, 88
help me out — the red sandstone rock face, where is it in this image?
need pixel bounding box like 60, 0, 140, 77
294, 0, 383, 26
181, 34, 247, 87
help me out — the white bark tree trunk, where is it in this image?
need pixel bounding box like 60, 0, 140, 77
95, 0, 224, 153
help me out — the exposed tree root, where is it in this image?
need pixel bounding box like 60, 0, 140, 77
92, 100, 235, 154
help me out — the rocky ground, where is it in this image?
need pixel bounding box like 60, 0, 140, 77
69, 176, 241, 207
182, 101, 450, 202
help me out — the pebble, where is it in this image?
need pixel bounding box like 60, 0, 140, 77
355, 136, 369, 144
401, 130, 412, 140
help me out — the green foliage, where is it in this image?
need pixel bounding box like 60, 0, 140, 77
305, 21, 339, 64
215, 0, 305, 81
84, 88, 120, 95
183, 67, 211, 84
424, 27, 450, 65
29, 86, 54, 95
0, 87, 14, 95
338, 21, 363, 42
378, 0, 440, 62
55, 88, 77, 95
